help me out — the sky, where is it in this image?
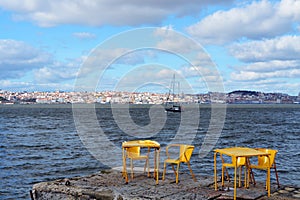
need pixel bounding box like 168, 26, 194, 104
0, 0, 299, 95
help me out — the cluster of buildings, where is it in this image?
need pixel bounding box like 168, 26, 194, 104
0, 90, 299, 104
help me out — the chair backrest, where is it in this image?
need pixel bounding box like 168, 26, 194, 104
179, 145, 194, 163
256, 148, 277, 168
231, 156, 246, 166
126, 146, 141, 158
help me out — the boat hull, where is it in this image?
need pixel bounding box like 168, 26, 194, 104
165, 102, 182, 112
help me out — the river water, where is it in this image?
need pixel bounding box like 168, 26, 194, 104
0, 104, 299, 199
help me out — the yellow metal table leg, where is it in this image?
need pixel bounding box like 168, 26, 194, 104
122, 148, 128, 183
214, 152, 218, 191
155, 148, 160, 185
268, 168, 271, 196
234, 157, 237, 200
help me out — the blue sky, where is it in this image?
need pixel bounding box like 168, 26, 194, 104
0, 0, 299, 95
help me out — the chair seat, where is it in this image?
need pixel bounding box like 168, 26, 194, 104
164, 159, 181, 164
129, 155, 148, 160
223, 162, 244, 167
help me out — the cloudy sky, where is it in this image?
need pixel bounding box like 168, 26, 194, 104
0, 0, 299, 95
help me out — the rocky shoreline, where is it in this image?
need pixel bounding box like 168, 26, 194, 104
31, 169, 300, 200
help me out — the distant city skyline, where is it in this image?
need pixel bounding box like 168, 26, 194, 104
0, 1, 299, 95
1, 89, 299, 105
0, 88, 299, 96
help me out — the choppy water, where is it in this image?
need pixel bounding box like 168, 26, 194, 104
0, 104, 299, 199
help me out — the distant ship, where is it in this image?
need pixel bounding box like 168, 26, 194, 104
165, 74, 183, 112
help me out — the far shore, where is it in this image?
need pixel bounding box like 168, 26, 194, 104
1, 102, 300, 109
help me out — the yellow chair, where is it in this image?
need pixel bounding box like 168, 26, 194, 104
126, 146, 149, 179
162, 144, 197, 184
221, 156, 250, 188
250, 148, 280, 188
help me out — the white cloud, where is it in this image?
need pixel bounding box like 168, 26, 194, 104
187, 0, 300, 44
229, 35, 300, 62
0, 39, 82, 91
0, 79, 75, 92
233, 60, 300, 73
278, 0, 300, 21
0, 40, 52, 79
114, 50, 147, 66
155, 26, 203, 54
72, 32, 97, 40
113, 65, 199, 93
226, 33, 300, 95
33, 61, 79, 83
0, 0, 232, 27
228, 35, 300, 93
231, 69, 300, 82
0, 80, 32, 90
79, 48, 132, 75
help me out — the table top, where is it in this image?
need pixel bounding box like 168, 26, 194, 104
214, 147, 270, 157
122, 140, 160, 148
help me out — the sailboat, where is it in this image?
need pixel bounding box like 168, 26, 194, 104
165, 74, 183, 112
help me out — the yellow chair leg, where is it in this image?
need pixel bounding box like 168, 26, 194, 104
147, 158, 149, 177
274, 164, 280, 188
187, 161, 196, 182
176, 163, 180, 184
171, 164, 176, 175
163, 162, 166, 181
143, 158, 149, 177
130, 159, 134, 179
244, 166, 247, 188
265, 173, 268, 191
143, 159, 147, 173
221, 166, 224, 187
238, 167, 242, 188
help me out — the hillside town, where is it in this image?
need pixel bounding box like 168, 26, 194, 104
1, 89, 300, 105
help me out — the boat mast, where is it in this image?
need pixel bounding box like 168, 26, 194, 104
166, 74, 180, 102
172, 74, 175, 101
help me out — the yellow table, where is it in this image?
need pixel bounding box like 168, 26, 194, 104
214, 147, 271, 200
122, 140, 160, 184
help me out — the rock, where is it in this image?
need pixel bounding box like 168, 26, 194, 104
293, 193, 300, 198
31, 169, 299, 200
284, 187, 295, 192
294, 189, 300, 194
278, 189, 289, 194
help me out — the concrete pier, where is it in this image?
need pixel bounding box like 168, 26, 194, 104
31, 169, 300, 200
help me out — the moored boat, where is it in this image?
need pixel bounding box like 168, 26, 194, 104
165, 74, 183, 112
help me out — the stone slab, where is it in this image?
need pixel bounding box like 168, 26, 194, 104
31, 169, 298, 200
